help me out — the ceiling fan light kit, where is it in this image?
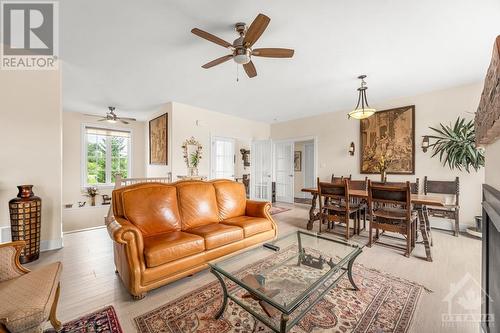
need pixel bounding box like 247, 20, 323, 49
348, 75, 377, 120
191, 13, 294, 78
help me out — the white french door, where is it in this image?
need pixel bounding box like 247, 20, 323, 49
211, 136, 235, 180
250, 139, 272, 201
274, 141, 294, 203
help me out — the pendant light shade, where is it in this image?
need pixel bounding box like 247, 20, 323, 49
348, 75, 376, 120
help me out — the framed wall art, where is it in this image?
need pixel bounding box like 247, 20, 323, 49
149, 113, 168, 165
360, 105, 415, 174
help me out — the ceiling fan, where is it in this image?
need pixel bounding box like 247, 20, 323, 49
85, 107, 136, 124
191, 13, 294, 78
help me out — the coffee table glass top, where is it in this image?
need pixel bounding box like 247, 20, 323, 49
209, 231, 363, 314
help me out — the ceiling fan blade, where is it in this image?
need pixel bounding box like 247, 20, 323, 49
119, 117, 137, 121
252, 48, 294, 58
191, 28, 232, 48
98, 118, 107, 121
120, 119, 130, 124
243, 14, 270, 48
243, 61, 257, 78
202, 54, 233, 69
83, 113, 101, 117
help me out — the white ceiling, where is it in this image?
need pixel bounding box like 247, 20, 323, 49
61, 0, 500, 122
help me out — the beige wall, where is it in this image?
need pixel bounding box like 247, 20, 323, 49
0, 69, 63, 248
485, 139, 500, 190
271, 82, 485, 227
62, 112, 146, 231
145, 102, 270, 180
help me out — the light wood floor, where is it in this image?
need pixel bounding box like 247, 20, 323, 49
28, 204, 481, 332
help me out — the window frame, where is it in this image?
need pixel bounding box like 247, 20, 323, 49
81, 123, 133, 189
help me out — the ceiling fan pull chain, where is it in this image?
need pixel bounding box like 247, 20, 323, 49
236, 64, 239, 82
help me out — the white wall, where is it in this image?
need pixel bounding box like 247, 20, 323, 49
145, 102, 270, 180
485, 139, 500, 190
0, 69, 63, 248
271, 82, 485, 226
62, 112, 146, 231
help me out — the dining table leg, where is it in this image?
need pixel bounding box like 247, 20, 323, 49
306, 193, 319, 231
417, 209, 433, 262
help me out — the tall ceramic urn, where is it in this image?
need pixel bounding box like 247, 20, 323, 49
9, 185, 41, 263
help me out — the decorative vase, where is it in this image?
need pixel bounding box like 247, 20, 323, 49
90, 196, 96, 206
380, 170, 387, 182
9, 185, 41, 263
188, 167, 199, 177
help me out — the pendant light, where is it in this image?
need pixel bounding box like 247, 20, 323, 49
348, 75, 376, 120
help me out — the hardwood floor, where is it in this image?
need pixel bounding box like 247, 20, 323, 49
28, 204, 481, 332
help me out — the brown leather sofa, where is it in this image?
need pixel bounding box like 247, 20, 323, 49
106, 179, 277, 299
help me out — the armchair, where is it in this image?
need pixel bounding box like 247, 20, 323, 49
0, 241, 62, 333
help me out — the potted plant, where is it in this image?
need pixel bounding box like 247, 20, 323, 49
427, 117, 484, 172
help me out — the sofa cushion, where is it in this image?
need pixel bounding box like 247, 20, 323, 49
187, 223, 244, 250
213, 181, 247, 220
0, 262, 61, 333
221, 216, 273, 237
143, 232, 205, 268
177, 182, 220, 229
122, 185, 181, 236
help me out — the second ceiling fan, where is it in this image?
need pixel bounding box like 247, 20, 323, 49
191, 13, 294, 78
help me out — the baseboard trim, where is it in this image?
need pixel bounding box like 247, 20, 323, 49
41, 238, 63, 251
63, 225, 106, 235
1, 226, 62, 251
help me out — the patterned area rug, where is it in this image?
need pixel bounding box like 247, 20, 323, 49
270, 206, 291, 215
134, 247, 426, 333
45, 306, 122, 333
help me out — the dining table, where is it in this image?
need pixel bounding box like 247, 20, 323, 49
301, 187, 447, 262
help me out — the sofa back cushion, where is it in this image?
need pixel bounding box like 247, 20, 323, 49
177, 182, 219, 229
121, 185, 181, 236
213, 180, 246, 220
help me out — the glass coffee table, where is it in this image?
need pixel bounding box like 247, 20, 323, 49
208, 230, 363, 333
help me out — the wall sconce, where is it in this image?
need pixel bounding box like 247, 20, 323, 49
349, 142, 355, 156
421, 136, 430, 152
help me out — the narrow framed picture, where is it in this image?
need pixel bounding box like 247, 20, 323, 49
294, 151, 302, 171
149, 113, 168, 165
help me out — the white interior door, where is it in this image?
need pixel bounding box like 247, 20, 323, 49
211, 137, 235, 180
275, 141, 294, 203
250, 139, 272, 201
303, 142, 315, 198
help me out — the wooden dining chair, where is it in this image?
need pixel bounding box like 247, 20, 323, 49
349, 177, 368, 233
331, 174, 352, 183
367, 180, 418, 257
424, 176, 460, 236
317, 178, 360, 239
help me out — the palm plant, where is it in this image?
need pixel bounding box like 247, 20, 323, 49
427, 117, 484, 172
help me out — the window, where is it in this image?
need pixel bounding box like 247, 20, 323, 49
83, 126, 131, 186
211, 137, 235, 179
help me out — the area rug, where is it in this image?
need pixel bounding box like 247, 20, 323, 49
134, 247, 427, 333
45, 306, 122, 333
270, 205, 291, 215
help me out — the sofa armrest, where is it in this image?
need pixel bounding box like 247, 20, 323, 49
246, 200, 271, 218
106, 217, 146, 271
